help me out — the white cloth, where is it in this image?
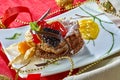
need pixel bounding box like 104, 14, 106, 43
64, 56, 120, 80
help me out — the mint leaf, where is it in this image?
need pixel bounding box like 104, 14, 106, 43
29, 22, 40, 31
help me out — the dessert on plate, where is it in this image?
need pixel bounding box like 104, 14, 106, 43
6, 19, 84, 66
34, 20, 84, 59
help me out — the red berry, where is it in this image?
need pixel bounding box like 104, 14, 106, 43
32, 34, 41, 44
37, 20, 50, 28
50, 21, 67, 37
37, 20, 67, 37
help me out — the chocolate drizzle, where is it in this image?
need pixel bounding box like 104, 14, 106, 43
36, 27, 62, 47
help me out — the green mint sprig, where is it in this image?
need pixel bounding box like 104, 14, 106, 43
5, 33, 21, 40
29, 22, 40, 31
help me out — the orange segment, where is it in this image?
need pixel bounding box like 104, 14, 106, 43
78, 19, 100, 40
18, 41, 31, 54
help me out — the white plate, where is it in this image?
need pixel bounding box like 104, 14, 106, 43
0, 2, 120, 78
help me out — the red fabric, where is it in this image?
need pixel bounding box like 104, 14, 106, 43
0, 0, 86, 80
27, 74, 41, 80
2, 6, 33, 27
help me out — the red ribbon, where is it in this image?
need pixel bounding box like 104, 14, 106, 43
2, 6, 33, 27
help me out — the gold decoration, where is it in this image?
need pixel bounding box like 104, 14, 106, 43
0, 20, 6, 29
18, 56, 74, 76
55, 0, 74, 10
99, 0, 116, 13
0, 75, 11, 80
98, 1, 120, 19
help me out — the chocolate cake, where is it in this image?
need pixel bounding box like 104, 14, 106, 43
33, 20, 84, 59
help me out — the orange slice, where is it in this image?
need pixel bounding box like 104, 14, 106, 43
18, 41, 31, 54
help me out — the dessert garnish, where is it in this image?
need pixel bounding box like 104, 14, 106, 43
5, 33, 21, 40
78, 19, 99, 40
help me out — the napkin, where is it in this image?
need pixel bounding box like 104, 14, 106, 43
64, 56, 120, 80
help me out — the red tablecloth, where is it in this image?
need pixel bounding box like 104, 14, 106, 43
0, 0, 86, 80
